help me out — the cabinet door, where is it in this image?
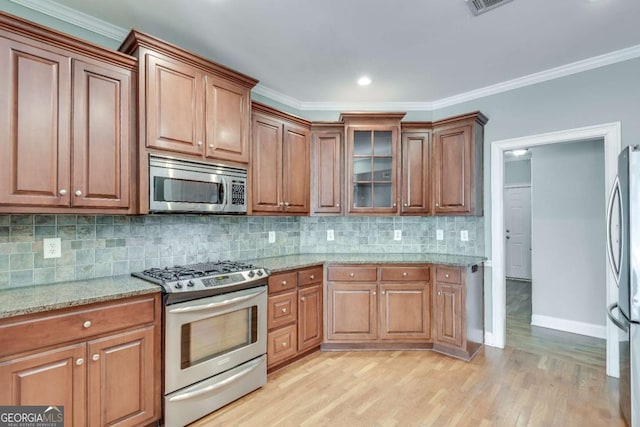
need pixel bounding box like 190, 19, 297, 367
204, 75, 250, 163
379, 283, 431, 340
251, 114, 282, 213
282, 123, 310, 214
312, 131, 342, 214
0, 343, 86, 426
146, 53, 204, 156
298, 284, 323, 351
72, 60, 130, 208
401, 132, 431, 215
435, 283, 463, 348
0, 38, 71, 207
327, 283, 377, 341
87, 326, 156, 427
346, 127, 399, 214
433, 125, 472, 214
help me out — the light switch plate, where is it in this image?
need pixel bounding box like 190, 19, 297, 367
461, 230, 469, 242
394, 230, 402, 241
43, 237, 61, 259
327, 229, 335, 241
268, 231, 276, 243
436, 230, 444, 241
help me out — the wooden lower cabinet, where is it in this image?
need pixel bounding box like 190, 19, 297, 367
0, 294, 161, 426
327, 283, 377, 341
267, 266, 323, 371
379, 283, 431, 340
435, 283, 463, 347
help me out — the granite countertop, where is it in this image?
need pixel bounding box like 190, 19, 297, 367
244, 253, 486, 273
0, 275, 160, 319
0, 253, 484, 319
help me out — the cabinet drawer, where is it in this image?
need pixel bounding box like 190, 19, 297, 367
298, 266, 323, 287
267, 324, 297, 367
268, 271, 297, 294
436, 266, 461, 284
380, 266, 430, 282
267, 291, 297, 330
327, 266, 377, 282
0, 295, 157, 358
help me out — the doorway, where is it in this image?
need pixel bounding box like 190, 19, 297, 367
489, 122, 621, 378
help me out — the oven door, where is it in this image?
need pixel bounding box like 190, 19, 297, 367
164, 286, 267, 394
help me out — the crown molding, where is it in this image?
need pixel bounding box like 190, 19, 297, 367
256, 44, 640, 112
11, 0, 640, 112
9, 0, 128, 41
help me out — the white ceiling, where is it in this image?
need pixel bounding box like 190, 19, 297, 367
15, 0, 640, 108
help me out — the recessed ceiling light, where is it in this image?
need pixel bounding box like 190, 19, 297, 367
357, 76, 371, 86
511, 149, 529, 156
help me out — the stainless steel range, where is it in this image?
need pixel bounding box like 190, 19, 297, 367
134, 261, 269, 427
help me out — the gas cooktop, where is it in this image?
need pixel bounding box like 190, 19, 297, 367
133, 260, 269, 300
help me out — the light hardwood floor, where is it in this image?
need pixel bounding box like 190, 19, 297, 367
190, 281, 622, 427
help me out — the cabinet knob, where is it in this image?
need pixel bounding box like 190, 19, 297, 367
445, 273, 450, 278
435, 203, 440, 207
83, 320, 92, 329
393, 203, 397, 207
381, 291, 385, 295
75, 190, 82, 196
403, 272, 408, 277
92, 354, 100, 361
284, 202, 290, 207
438, 291, 441, 296
309, 275, 315, 280
279, 202, 284, 206
281, 308, 287, 313
209, 144, 214, 149
197, 141, 203, 146
349, 273, 355, 277
281, 342, 287, 347
373, 291, 376, 296
336, 203, 340, 207
404, 203, 408, 207
76, 358, 84, 366
59, 189, 67, 196
281, 280, 287, 286
301, 297, 306, 301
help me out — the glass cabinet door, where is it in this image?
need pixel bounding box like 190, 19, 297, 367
349, 129, 396, 211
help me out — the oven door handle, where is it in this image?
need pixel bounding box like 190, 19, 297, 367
168, 288, 266, 314
167, 357, 263, 402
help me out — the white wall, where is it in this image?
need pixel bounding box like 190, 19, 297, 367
529, 139, 606, 337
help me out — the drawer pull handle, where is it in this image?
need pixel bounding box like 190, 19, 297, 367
281, 308, 287, 313
403, 272, 408, 277
309, 275, 315, 280
83, 320, 92, 329
349, 273, 355, 277
282, 281, 287, 286
445, 273, 450, 278
92, 354, 100, 362
76, 358, 84, 366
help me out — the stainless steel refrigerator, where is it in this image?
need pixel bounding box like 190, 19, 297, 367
607, 145, 640, 427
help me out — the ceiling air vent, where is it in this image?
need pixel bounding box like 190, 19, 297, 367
466, 0, 515, 15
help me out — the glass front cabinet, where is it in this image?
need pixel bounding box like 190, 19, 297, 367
342, 113, 405, 214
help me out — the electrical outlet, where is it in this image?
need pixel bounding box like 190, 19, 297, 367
43, 237, 61, 259
461, 230, 469, 242
394, 230, 402, 241
268, 231, 275, 243
436, 229, 444, 241
327, 229, 335, 241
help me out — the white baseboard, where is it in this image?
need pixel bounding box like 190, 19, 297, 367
531, 314, 606, 339
484, 331, 501, 348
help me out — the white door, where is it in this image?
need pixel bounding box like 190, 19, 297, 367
505, 186, 532, 280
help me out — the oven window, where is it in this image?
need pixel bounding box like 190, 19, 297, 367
154, 177, 223, 204
180, 306, 258, 369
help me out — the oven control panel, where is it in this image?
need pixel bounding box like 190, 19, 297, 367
202, 273, 244, 287
165, 269, 269, 293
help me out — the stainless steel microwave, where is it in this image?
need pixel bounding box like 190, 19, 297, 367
149, 155, 247, 213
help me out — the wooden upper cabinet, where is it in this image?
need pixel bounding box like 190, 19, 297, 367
251, 102, 310, 215
342, 113, 405, 215
433, 112, 487, 216
146, 54, 204, 156
120, 30, 258, 166
282, 123, 310, 213
205, 76, 250, 163
311, 126, 343, 214
401, 131, 431, 215
0, 13, 136, 213
0, 37, 71, 207
72, 60, 130, 208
